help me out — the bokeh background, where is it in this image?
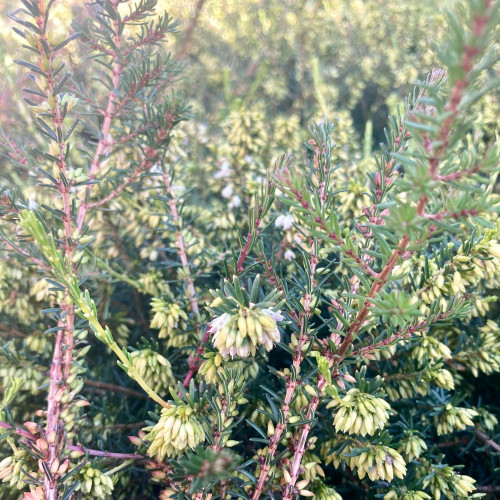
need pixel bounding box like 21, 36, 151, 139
3, 0, 497, 185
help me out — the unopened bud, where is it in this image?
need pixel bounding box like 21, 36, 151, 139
283, 469, 292, 483
24, 421, 38, 434
50, 458, 60, 475
36, 438, 48, 450
128, 436, 142, 446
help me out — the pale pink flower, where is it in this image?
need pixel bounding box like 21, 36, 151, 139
275, 213, 294, 231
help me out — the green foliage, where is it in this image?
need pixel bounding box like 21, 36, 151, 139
0, 0, 499, 499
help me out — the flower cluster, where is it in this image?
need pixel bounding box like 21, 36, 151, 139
434, 404, 478, 436
0, 450, 32, 490
398, 430, 427, 461
421, 465, 477, 499
455, 320, 500, 376
477, 407, 498, 432
25, 330, 49, 353
299, 451, 326, 482
453, 236, 500, 291
423, 366, 455, 391
198, 351, 259, 384
311, 481, 343, 500
150, 298, 188, 345
317, 438, 406, 483
397, 232, 500, 318
385, 363, 455, 401
327, 388, 391, 436
209, 307, 282, 359
385, 378, 426, 401
198, 351, 225, 383
411, 335, 451, 362
351, 445, 406, 482
337, 178, 371, 219
0, 361, 45, 395
145, 404, 205, 460
204, 370, 249, 452
77, 464, 114, 499
130, 348, 175, 394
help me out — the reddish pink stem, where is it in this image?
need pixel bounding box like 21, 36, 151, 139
161, 171, 204, 389
283, 376, 326, 500
76, 14, 122, 232
87, 156, 154, 209
253, 159, 321, 500
280, 13, 491, 495
237, 206, 263, 274
182, 329, 211, 389
28, 3, 79, 496
0, 421, 143, 460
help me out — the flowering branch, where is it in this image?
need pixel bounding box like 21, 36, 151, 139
0, 421, 144, 460
8, 3, 83, 496
278, 6, 494, 497
252, 149, 323, 499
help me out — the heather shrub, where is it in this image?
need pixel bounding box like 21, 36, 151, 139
0, 0, 499, 499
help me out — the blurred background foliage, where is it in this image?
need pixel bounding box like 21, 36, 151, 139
2, 0, 498, 190
2, 0, 498, 232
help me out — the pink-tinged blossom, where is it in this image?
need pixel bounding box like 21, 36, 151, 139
261, 308, 284, 322
209, 308, 282, 359
221, 184, 233, 198
208, 313, 230, 335
275, 213, 294, 231
230, 195, 242, 208
28, 198, 39, 210
214, 158, 231, 178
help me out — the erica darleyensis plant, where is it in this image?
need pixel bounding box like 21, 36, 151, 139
0, 0, 499, 499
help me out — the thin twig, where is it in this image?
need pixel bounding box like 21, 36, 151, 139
161, 170, 204, 389
475, 429, 500, 452
76, 9, 122, 232
83, 379, 148, 400
0, 420, 144, 460
177, 0, 207, 60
